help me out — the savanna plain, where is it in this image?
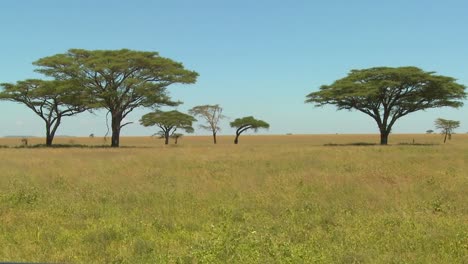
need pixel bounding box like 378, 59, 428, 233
0, 134, 467, 263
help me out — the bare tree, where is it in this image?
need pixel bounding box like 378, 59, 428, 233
189, 104, 225, 144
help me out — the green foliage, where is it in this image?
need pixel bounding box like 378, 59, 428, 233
0, 79, 88, 112
306, 67, 466, 110
33, 49, 198, 147
33, 49, 198, 110
435, 118, 460, 132
306, 66, 466, 144
140, 110, 196, 133
230, 116, 270, 132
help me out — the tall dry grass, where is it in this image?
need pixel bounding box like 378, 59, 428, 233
0, 134, 466, 263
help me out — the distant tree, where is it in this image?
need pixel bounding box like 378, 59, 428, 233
152, 131, 183, 144
0, 79, 88, 146
230, 116, 269, 144
140, 110, 196, 144
34, 49, 198, 147
189, 104, 225, 144
426, 130, 434, 134
435, 118, 460, 143
171, 133, 184, 144
306, 67, 466, 145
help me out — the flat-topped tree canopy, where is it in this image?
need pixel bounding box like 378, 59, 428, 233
140, 110, 196, 145
0, 79, 89, 146
435, 118, 460, 143
33, 49, 198, 147
306, 66, 466, 145
230, 116, 269, 144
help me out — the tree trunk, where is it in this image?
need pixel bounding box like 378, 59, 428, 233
45, 120, 60, 147
164, 132, 169, 145
234, 134, 239, 144
111, 129, 120, 147
380, 130, 389, 145
45, 124, 53, 146
111, 113, 122, 147
444, 132, 448, 143
213, 132, 217, 144
46, 134, 53, 146
174, 137, 178, 144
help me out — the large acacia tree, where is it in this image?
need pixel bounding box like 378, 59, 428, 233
140, 110, 196, 145
189, 104, 225, 144
0, 79, 88, 146
230, 116, 269, 144
34, 49, 198, 147
306, 67, 466, 145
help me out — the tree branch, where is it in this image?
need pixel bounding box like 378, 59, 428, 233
120, 121, 133, 129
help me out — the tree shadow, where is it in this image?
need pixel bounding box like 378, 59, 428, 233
12, 144, 148, 149
324, 142, 439, 147
397, 142, 439, 146
324, 142, 377, 146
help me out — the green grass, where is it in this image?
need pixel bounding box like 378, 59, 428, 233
0, 135, 467, 263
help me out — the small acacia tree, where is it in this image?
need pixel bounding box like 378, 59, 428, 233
306, 67, 466, 145
230, 116, 269, 144
34, 49, 198, 147
435, 118, 460, 143
0, 79, 88, 146
189, 104, 225, 144
171, 133, 184, 144
140, 110, 196, 144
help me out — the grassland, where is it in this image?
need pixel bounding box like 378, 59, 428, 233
0, 134, 467, 263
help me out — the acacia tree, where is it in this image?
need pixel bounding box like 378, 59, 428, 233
230, 116, 269, 144
171, 133, 184, 144
140, 110, 196, 145
34, 49, 198, 147
306, 67, 466, 145
435, 118, 460, 143
189, 104, 225, 144
0, 79, 88, 146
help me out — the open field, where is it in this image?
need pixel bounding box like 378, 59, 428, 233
0, 134, 467, 263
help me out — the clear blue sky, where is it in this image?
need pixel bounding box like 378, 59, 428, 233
1, 0, 467, 137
